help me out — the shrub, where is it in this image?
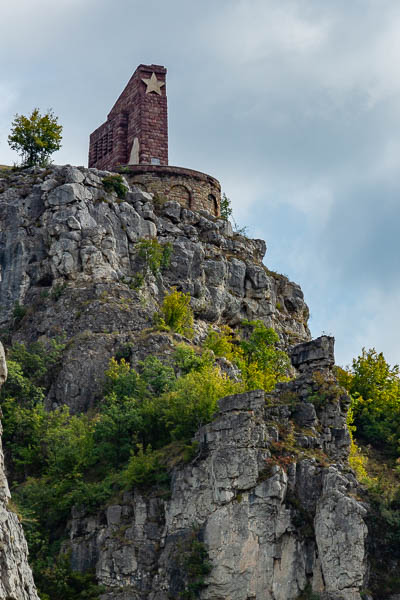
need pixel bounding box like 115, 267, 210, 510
220, 192, 232, 221
51, 282, 66, 301
13, 302, 27, 324
179, 528, 212, 599
203, 320, 290, 394
8, 338, 65, 386
121, 444, 168, 488
237, 321, 290, 391
162, 363, 240, 440
204, 326, 237, 361
104, 357, 146, 400
173, 343, 212, 375
347, 406, 368, 481
139, 355, 176, 395
1, 328, 289, 600
31, 551, 104, 600
155, 289, 194, 338
102, 174, 128, 199
137, 239, 172, 276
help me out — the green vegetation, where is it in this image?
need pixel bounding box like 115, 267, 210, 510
337, 347, 400, 597
179, 529, 212, 599
204, 320, 290, 392
296, 584, 320, 600
220, 192, 232, 221
8, 108, 62, 167
337, 348, 400, 456
12, 302, 27, 324
137, 239, 172, 276
307, 371, 344, 408
121, 444, 168, 488
154, 288, 194, 337
357, 449, 400, 597
131, 238, 172, 288
101, 174, 128, 199
51, 282, 67, 301
28, 553, 104, 600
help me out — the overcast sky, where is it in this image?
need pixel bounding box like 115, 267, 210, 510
1, 0, 400, 367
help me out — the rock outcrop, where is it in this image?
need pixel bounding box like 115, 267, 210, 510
0, 165, 309, 413
0, 343, 39, 600
67, 337, 368, 600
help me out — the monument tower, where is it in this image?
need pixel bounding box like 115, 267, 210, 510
88, 64, 221, 216
89, 64, 168, 170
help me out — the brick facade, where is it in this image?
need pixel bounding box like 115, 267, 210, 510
88, 64, 168, 170
89, 64, 221, 216
119, 165, 221, 217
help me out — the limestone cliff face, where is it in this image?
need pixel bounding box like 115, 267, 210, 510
0, 166, 370, 599
0, 343, 39, 600
0, 165, 309, 413
67, 337, 368, 600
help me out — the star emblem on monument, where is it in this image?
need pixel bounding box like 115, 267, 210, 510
141, 72, 165, 95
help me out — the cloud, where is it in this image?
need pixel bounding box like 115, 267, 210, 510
1, 0, 400, 365
0, 82, 19, 162
0, 83, 18, 115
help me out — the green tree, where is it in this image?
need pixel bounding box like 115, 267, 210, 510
204, 321, 290, 393
8, 108, 62, 167
337, 348, 400, 455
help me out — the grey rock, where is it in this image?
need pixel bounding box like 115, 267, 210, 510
219, 219, 233, 237
106, 505, 122, 527
63, 166, 86, 184
41, 177, 59, 192
291, 335, 335, 372
67, 384, 367, 599
293, 402, 318, 428
315, 469, 367, 599
0, 343, 39, 599
47, 182, 91, 205
0, 343, 7, 387
162, 201, 181, 223
67, 215, 82, 230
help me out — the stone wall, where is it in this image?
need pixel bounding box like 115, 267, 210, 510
88, 64, 168, 170
120, 164, 221, 216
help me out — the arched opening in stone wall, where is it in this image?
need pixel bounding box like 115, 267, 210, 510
208, 194, 218, 216
169, 185, 191, 208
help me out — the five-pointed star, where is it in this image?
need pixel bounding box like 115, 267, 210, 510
141, 72, 165, 95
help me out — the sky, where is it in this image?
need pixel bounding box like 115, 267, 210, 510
1, 0, 400, 367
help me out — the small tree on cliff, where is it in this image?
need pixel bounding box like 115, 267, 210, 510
8, 108, 62, 167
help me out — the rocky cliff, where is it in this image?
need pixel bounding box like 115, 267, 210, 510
67, 337, 368, 600
0, 343, 39, 600
0, 166, 372, 600
0, 165, 309, 414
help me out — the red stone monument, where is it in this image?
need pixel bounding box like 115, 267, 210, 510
88, 64, 221, 216
89, 64, 168, 170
